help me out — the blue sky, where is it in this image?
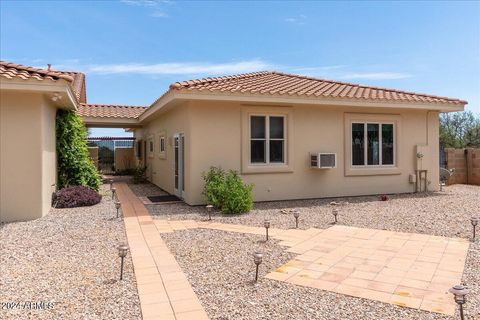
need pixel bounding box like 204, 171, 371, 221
1, 0, 479, 137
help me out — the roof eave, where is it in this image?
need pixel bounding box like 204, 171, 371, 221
139, 90, 465, 119
0, 78, 78, 110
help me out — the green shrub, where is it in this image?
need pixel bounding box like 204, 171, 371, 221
202, 167, 226, 208
222, 170, 253, 214
202, 167, 253, 214
133, 166, 147, 184
56, 110, 101, 191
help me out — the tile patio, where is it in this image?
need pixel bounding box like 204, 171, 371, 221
115, 182, 470, 318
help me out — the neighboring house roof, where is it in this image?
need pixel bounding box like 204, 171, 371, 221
169, 71, 467, 106
0, 60, 87, 103
78, 103, 147, 119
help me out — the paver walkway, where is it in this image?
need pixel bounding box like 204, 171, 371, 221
266, 225, 469, 315
148, 218, 469, 315
116, 183, 469, 317
116, 183, 209, 320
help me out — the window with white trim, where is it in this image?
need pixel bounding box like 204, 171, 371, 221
147, 137, 154, 158
250, 115, 285, 164
159, 136, 165, 153
352, 122, 394, 166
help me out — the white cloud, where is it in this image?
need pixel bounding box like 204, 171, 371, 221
120, 0, 170, 6
340, 72, 412, 80
150, 11, 168, 18
84, 60, 272, 75
120, 0, 171, 18
285, 14, 307, 25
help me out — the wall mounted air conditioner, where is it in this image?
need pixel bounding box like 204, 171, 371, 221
310, 153, 337, 169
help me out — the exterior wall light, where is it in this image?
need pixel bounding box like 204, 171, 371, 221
115, 201, 121, 218
449, 284, 470, 320
206, 204, 214, 220
111, 187, 117, 200
264, 220, 270, 241
253, 252, 263, 282
293, 210, 300, 228
471, 217, 478, 241
332, 208, 339, 224
117, 243, 129, 280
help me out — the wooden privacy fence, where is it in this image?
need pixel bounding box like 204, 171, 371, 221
444, 148, 480, 185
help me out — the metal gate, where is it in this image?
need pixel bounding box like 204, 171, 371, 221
87, 137, 135, 174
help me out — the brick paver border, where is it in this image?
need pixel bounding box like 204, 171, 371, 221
116, 183, 209, 320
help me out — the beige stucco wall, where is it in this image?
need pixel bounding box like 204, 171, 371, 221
0, 91, 57, 222
134, 103, 192, 201
138, 99, 440, 205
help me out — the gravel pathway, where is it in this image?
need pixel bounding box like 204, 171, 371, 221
0, 185, 141, 320
162, 229, 479, 320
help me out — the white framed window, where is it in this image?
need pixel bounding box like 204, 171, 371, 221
160, 136, 165, 153
250, 115, 286, 165
147, 136, 154, 158
157, 131, 166, 159
351, 122, 395, 167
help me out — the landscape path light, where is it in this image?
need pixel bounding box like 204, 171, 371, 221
206, 204, 214, 220
117, 243, 129, 281
111, 187, 117, 200
293, 210, 300, 229
109, 179, 114, 190
264, 220, 270, 241
332, 208, 339, 224
253, 252, 263, 282
449, 284, 470, 320
471, 217, 478, 241
115, 201, 121, 218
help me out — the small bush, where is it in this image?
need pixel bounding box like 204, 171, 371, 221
133, 166, 147, 184
202, 167, 253, 214
53, 186, 102, 208
222, 170, 253, 214
202, 167, 227, 208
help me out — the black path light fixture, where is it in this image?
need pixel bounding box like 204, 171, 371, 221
332, 208, 339, 224
206, 204, 214, 221
115, 201, 121, 218
264, 219, 270, 241
293, 210, 300, 229
111, 187, 117, 200
449, 284, 470, 320
109, 179, 114, 190
471, 217, 478, 241
118, 243, 129, 280
253, 252, 263, 282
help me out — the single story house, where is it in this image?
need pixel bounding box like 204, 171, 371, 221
0, 60, 467, 221
83, 71, 466, 205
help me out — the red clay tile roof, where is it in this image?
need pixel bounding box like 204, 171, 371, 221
0, 60, 87, 103
169, 71, 466, 105
78, 103, 147, 119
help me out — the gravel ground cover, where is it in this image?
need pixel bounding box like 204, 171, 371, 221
162, 229, 479, 320
0, 185, 141, 320
128, 181, 168, 197
148, 184, 479, 239
150, 183, 479, 319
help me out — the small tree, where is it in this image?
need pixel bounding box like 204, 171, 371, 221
56, 110, 101, 191
440, 111, 480, 148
